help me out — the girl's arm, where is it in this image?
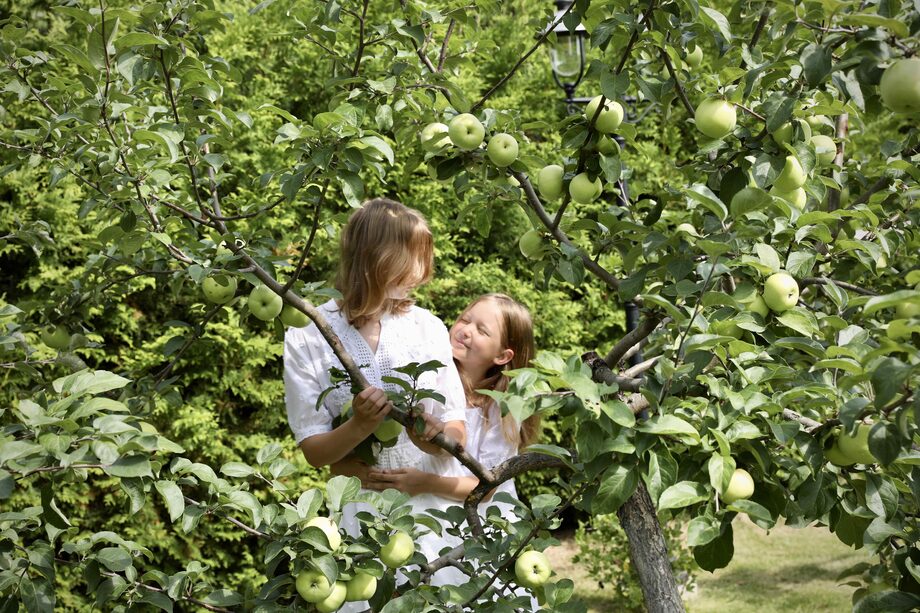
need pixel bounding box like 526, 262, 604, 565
299, 387, 390, 467
363, 467, 479, 501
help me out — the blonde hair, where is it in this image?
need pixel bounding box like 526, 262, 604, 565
335, 198, 433, 327
458, 293, 541, 450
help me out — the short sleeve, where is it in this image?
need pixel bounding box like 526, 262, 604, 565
283, 327, 334, 445
417, 312, 467, 424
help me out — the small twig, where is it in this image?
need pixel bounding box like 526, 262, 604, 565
800, 277, 877, 296
660, 47, 694, 115
438, 19, 455, 72
153, 304, 226, 385
734, 102, 766, 122
281, 177, 330, 295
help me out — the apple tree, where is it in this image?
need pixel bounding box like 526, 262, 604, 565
1, 0, 920, 611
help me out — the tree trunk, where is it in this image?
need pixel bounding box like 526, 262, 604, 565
617, 482, 686, 613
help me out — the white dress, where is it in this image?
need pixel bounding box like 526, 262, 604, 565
284, 299, 468, 605
466, 403, 521, 517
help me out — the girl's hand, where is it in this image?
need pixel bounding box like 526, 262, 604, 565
351, 386, 390, 433
364, 467, 428, 496
407, 412, 446, 455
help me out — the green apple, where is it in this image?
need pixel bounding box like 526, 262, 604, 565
770, 186, 807, 210
695, 98, 736, 139
879, 58, 920, 113
569, 172, 602, 204
296, 569, 333, 603
722, 468, 755, 504
345, 572, 377, 601
316, 581, 347, 613
685, 45, 703, 69
514, 550, 552, 589
306, 516, 342, 551
41, 324, 71, 350
810, 135, 836, 166
806, 114, 829, 132
448, 113, 485, 150
711, 319, 743, 339
519, 230, 544, 259
379, 531, 415, 569
280, 304, 310, 328
837, 424, 877, 465
419, 122, 451, 152
762, 272, 799, 313
202, 274, 238, 305
887, 319, 914, 340
771, 122, 794, 146
486, 133, 519, 167
896, 302, 920, 319
585, 95, 624, 133
746, 294, 770, 319
373, 418, 403, 442
825, 442, 854, 467
537, 164, 564, 200
597, 135, 620, 156
248, 285, 283, 321
773, 155, 806, 191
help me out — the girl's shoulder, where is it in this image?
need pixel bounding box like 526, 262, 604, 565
398, 304, 449, 335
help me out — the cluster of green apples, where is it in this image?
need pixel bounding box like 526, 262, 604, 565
200, 270, 310, 328
294, 517, 416, 610
420, 113, 519, 168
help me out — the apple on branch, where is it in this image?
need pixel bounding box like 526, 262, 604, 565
762, 272, 800, 313
537, 164, 564, 200
295, 568, 334, 603
514, 550, 552, 589
695, 98, 736, 139
280, 304, 309, 328
379, 531, 415, 569
306, 516, 342, 551
40, 324, 71, 350
685, 44, 703, 69
879, 58, 920, 114
486, 133, 519, 167
585, 95, 624, 133
202, 274, 238, 305
722, 468, 755, 504
315, 581, 347, 613
810, 135, 836, 166
519, 230, 544, 260
773, 155, 806, 192
248, 285, 283, 321
569, 172, 602, 204
419, 122, 451, 153
448, 113, 485, 150
345, 572, 377, 602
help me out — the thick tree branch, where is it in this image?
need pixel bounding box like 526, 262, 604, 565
605, 315, 664, 366
583, 352, 644, 392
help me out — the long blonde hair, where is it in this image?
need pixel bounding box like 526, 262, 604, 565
335, 198, 433, 327
458, 293, 540, 449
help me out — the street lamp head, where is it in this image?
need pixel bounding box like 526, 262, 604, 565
547, 0, 587, 98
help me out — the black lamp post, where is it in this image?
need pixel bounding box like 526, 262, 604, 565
547, 0, 588, 113
547, 1, 643, 369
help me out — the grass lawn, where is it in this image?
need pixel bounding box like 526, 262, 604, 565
546, 518, 871, 612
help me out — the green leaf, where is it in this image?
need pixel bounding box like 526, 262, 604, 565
220, 462, 255, 478
687, 515, 721, 546
708, 454, 736, 494
325, 475, 361, 513
870, 358, 911, 409
868, 423, 903, 467
840, 13, 908, 37
658, 481, 709, 510
155, 481, 185, 523
52, 370, 130, 396
775, 309, 820, 337
600, 399, 635, 428
865, 474, 898, 521
227, 491, 262, 527
685, 184, 728, 221
801, 43, 832, 86
19, 577, 55, 613
592, 464, 638, 514
693, 522, 734, 571
700, 6, 732, 41
728, 499, 774, 527
105, 455, 152, 478
114, 33, 167, 48
864, 290, 920, 315
636, 415, 700, 441
96, 546, 133, 572
853, 590, 920, 613
133, 129, 179, 163
201, 590, 243, 607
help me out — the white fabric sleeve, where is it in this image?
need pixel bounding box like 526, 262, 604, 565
283, 328, 334, 445
420, 316, 467, 424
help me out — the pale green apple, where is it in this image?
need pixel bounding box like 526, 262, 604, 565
810, 135, 836, 166
746, 294, 770, 319
722, 468, 755, 504
447, 113, 485, 150
280, 305, 310, 328
837, 424, 877, 465
345, 572, 377, 601
41, 324, 71, 350
597, 135, 620, 156
695, 98, 736, 139
685, 45, 703, 69
896, 302, 920, 319
316, 581, 347, 613
306, 516, 342, 551
537, 164, 564, 200
380, 531, 415, 569
773, 155, 806, 191
296, 569, 333, 603
770, 185, 807, 210
514, 550, 552, 588
486, 133, 519, 167
248, 285, 283, 321
880, 58, 920, 113
519, 230, 544, 260
771, 122, 794, 146
569, 173, 602, 204
419, 122, 451, 152
585, 95, 624, 133
373, 418, 403, 442
763, 272, 799, 313
825, 441, 854, 466
202, 274, 238, 305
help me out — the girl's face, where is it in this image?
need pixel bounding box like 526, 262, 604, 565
450, 300, 513, 378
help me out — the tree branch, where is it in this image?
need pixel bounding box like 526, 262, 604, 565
281, 177, 330, 295
438, 20, 455, 72
512, 171, 622, 292
800, 277, 877, 296
605, 315, 663, 366
660, 48, 694, 115
826, 113, 848, 212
